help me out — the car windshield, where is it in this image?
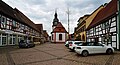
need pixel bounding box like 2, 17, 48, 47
68, 42, 72, 44
75, 42, 83, 45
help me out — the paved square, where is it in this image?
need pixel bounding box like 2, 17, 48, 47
0, 42, 120, 65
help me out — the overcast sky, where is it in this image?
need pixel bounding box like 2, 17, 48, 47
3, 0, 111, 35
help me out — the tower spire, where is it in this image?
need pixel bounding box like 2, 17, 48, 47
52, 8, 59, 27
54, 8, 58, 18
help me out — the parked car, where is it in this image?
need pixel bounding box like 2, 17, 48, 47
27, 40, 35, 48
19, 40, 28, 48
75, 42, 114, 57
69, 41, 84, 51
65, 41, 73, 48
19, 40, 35, 48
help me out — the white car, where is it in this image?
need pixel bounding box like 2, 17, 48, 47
69, 41, 84, 51
65, 41, 73, 48
75, 42, 114, 57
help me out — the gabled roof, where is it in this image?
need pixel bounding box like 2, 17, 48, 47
14, 8, 39, 32
43, 30, 49, 37
56, 22, 64, 28
52, 22, 68, 33
77, 14, 90, 22
0, 0, 16, 20
86, 0, 117, 30
35, 24, 43, 32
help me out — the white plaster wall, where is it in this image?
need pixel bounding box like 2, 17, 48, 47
51, 33, 55, 42
56, 33, 66, 42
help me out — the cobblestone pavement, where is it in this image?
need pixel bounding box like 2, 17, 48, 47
0, 42, 120, 65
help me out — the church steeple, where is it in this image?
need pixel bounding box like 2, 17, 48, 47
53, 9, 59, 26
54, 10, 58, 18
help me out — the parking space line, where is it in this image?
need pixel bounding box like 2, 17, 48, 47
6, 50, 16, 65
105, 55, 114, 65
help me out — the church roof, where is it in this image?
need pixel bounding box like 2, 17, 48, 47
52, 22, 68, 33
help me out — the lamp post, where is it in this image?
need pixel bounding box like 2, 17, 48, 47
66, 8, 70, 34
66, 7, 70, 40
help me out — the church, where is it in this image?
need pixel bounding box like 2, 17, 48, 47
51, 11, 68, 43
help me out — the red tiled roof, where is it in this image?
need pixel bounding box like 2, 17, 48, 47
52, 22, 68, 33
86, 0, 117, 30
35, 24, 43, 32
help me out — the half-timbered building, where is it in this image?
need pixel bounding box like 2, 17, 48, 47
0, 0, 42, 46
86, 0, 118, 49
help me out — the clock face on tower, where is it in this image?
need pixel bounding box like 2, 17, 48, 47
54, 21, 58, 25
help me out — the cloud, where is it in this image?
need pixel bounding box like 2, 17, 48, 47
2, 0, 111, 35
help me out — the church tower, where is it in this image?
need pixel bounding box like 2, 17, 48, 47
52, 10, 59, 30
51, 10, 68, 43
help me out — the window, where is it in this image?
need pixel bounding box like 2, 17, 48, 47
9, 20, 12, 30
102, 23, 105, 29
112, 36, 116, 41
112, 17, 116, 21
112, 42, 116, 48
6, 18, 10, 29
59, 34, 62, 40
110, 27, 116, 32
20, 24, 24, 32
2, 34, 7, 45
106, 21, 109, 27
111, 22, 116, 27
1, 16, 6, 28
93, 28, 96, 33
13, 20, 16, 27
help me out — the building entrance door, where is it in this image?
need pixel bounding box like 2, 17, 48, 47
2, 34, 7, 46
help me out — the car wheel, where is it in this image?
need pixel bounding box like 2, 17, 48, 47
106, 49, 113, 54
82, 50, 88, 57
73, 47, 75, 51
